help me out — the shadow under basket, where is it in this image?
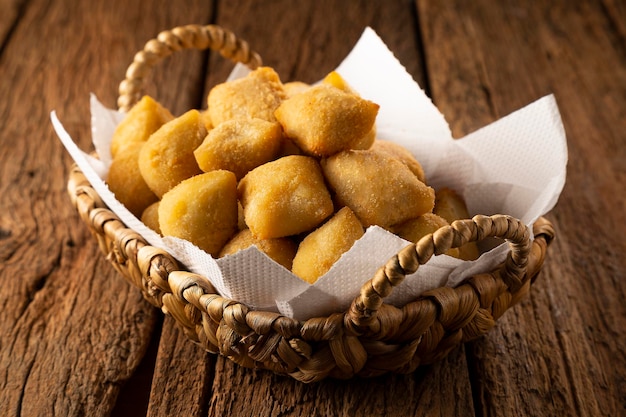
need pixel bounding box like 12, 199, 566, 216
67, 24, 556, 383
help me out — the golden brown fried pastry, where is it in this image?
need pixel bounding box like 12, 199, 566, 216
433, 187, 479, 260
199, 109, 213, 130
351, 124, 376, 150
322, 71, 376, 151
274, 84, 379, 157
283, 81, 310, 98
322, 71, 357, 94
140, 201, 161, 234
194, 118, 283, 180
370, 139, 426, 183
110, 96, 173, 158
207, 67, 286, 125
107, 142, 158, 218
219, 229, 297, 270
292, 207, 364, 284
391, 212, 460, 258
138, 109, 206, 198
158, 170, 238, 257
322, 150, 435, 228
238, 155, 334, 239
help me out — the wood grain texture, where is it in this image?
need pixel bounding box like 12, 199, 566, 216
1, 0, 624, 416
0, 0, 25, 48
0, 0, 213, 416
417, 0, 626, 415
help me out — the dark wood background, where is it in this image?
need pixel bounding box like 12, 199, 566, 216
0, 0, 624, 416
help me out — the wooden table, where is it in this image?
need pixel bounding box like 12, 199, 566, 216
1, 0, 624, 416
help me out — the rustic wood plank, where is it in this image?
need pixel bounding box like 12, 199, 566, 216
0, 0, 214, 416
417, 0, 626, 415
145, 317, 217, 417
207, 345, 472, 417
0, 0, 25, 47
145, 1, 475, 416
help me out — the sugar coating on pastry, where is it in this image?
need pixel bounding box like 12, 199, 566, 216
238, 155, 334, 239
138, 109, 206, 198
194, 118, 283, 180
219, 229, 297, 270
433, 187, 479, 260
292, 207, 364, 284
111, 95, 173, 158
207, 67, 286, 125
391, 212, 460, 258
158, 170, 238, 257
107, 142, 158, 217
274, 84, 379, 157
322, 150, 435, 228
370, 139, 426, 183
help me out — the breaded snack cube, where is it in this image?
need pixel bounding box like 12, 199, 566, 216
141, 201, 161, 235
219, 229, 297, 270
291, 207, 364, 284
107, 142, 158, 217
433, 187, 480, 260
194, 118, 283, 180
158, 170, 238, 257
274, 84, 379, 157
370, 139, 426, 183
138, 109, 206, 198
322, 71, 376, 151
391, 212, 460, 258
207, 67, 286, 125
238, 155, 334, 239
322, 150, 435, 228
110, 96, 173, 158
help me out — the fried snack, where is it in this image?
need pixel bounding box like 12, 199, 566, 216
219, 229, 297, 270
292, 207, 364, 284
322, 71, 355, 93
322, 71, 376, 151
277, 135, 304, 158
370, 139, 426, 183
322, 150, 435, 228
110, 96, 173, 158
433, 187, 480, 260
107, 143, 158, 217
283, 81, 310, 98
351, 124, 376, 150
207, 67, 286, 125
138, 109, 206, 198
199, 109, 213, 130
141, 201, 161, 234
238, 155, 334, 239
194, 118, 283, 180
274, 84, 379, 157
391, 212, 460, 258
158, 170, 238, 257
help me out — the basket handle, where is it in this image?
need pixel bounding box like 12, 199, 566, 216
347, 214, 532, 330
117, 24, 262, 112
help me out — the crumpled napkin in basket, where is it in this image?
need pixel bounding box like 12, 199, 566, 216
52, 27, 567, 320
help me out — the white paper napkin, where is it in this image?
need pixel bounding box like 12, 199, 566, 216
52, 27, 567, 321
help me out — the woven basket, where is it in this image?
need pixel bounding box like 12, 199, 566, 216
67, 24, 556, 383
